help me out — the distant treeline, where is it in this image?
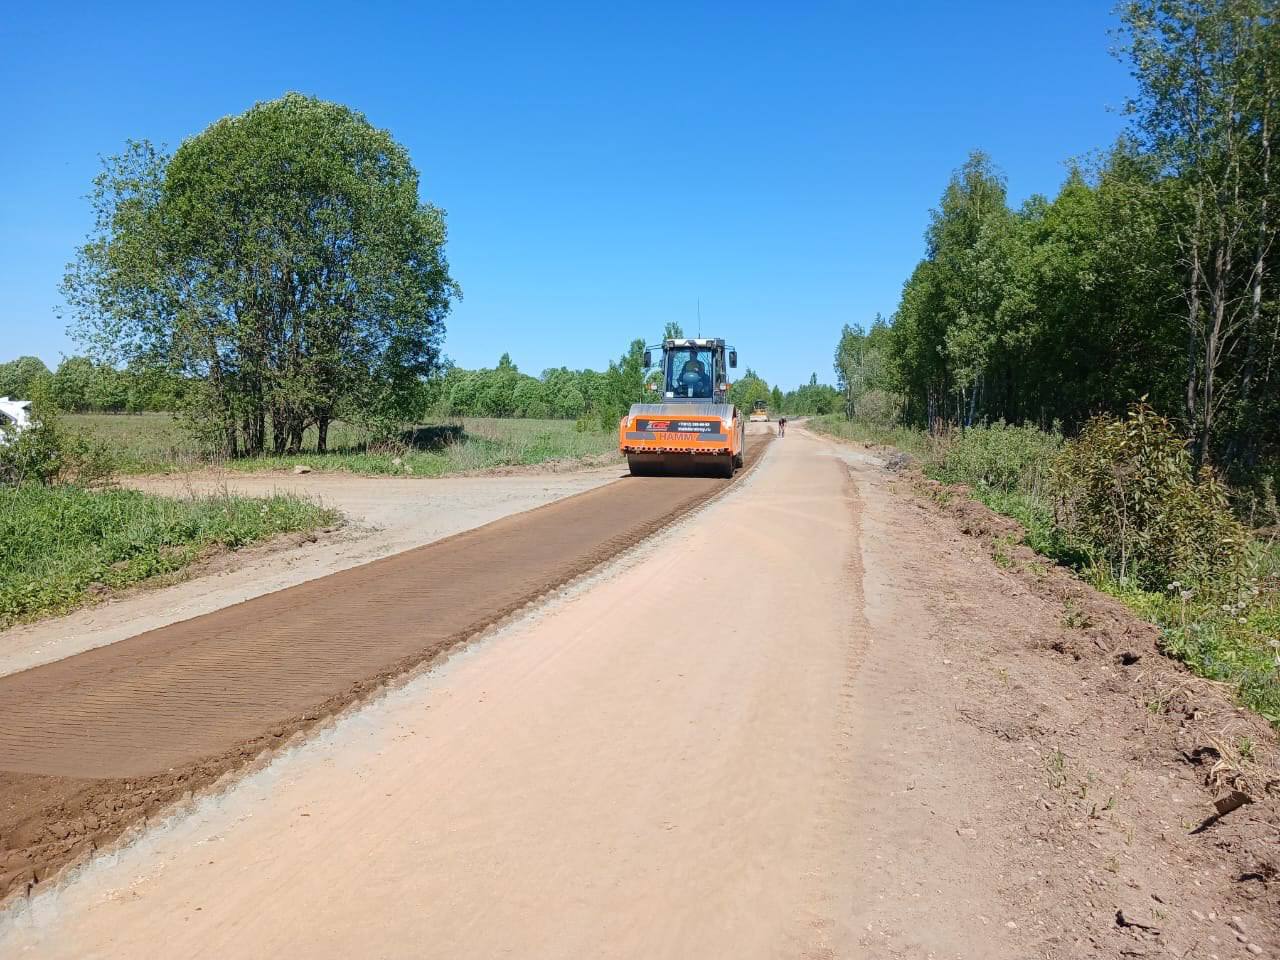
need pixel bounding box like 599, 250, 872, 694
0, 355, 183, 412
2, 347, 842, 424
834, 1, 1280, 477
427, 353, 633, 422
424, 351, 843, 422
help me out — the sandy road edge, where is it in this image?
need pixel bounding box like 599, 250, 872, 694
808, 424, 1280, 954
0, 437, 775, 913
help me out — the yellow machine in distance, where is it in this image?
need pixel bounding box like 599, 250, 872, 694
749, 400, 769, 423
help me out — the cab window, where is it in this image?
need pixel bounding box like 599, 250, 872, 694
666, 348, 714, 399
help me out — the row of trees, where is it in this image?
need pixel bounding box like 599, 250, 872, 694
430, 347, 648, 426
884, 148, 1194, 436
3, 337, 837, 426
427, 349, 837, 424
856, 0, 1280, 476
0, 355, 183, 412
780, 375, 841, 415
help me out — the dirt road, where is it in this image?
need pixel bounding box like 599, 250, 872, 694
0, 427, 1006, 958
0, 439, 768, 898
3, 427, 1276, 957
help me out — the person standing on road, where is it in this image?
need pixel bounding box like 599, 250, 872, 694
778, 416, 787, 438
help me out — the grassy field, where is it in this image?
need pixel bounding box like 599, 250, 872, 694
805, 414, 936, 460
0, 483, 339, 628
66, 413, 620, 476
810, 414, 1280, 724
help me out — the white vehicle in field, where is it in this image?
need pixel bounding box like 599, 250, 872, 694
0, 396, 32, 444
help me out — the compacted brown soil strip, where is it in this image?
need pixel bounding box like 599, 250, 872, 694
0, 438, 767, 898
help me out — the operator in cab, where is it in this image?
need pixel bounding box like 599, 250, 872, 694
669, 351, 713, 399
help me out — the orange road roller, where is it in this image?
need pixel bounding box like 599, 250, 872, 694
618, 337, 746, 478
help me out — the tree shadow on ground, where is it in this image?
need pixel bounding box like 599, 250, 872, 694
397, 424, 467, 451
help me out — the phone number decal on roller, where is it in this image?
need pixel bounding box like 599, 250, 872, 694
636, 419, 719, 433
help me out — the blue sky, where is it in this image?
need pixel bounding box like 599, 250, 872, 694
0, 1, 1133, 391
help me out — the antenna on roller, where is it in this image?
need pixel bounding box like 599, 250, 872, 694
697, 299, 701, 338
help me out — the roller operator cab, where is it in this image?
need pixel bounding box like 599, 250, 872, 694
618, 337, 746, 478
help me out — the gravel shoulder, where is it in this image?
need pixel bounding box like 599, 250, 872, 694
0, 467, 620, 678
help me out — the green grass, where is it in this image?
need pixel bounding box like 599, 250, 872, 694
62, 413, 200, 473
927, 421, 1063, 494
806, 414, 935, 459
961, 486, 1092, 568
1099, 552, 1280, 724
0, 483, 339, 627
65, 413, 620, 477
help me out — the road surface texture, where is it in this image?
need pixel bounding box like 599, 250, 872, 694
3, 427, 1278, 958
0, 438, 768, 899
0, 467, 620, 679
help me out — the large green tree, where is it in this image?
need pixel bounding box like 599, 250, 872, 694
886, 153, 1016, 427
63, 94, 458, 455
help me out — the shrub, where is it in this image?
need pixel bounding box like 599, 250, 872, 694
1052, 403, 1248, 592
0, 410, 114, 486
932, 420, 1063, 494
853, 389, 904, 429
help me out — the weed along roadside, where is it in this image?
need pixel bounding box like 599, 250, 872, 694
811, 409, 1280, 725
0, 411, 338, 628
0, 484, 338, 629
